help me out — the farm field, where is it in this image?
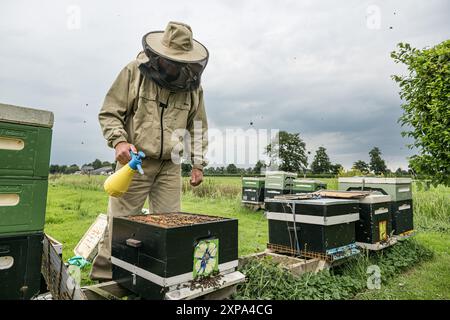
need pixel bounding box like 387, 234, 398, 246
44, 175, 450, 299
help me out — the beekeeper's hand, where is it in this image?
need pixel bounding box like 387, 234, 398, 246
115, 142, 138, 165
190, 168, 203, 187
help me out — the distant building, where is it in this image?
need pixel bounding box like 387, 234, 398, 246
81, 165, 94, 174
92, 166, 114, 175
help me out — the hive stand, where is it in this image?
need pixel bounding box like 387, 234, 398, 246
356, 237, 398, 251
239, 249, 334, 276
81, 271, 245, 300
241, 201, 265, 211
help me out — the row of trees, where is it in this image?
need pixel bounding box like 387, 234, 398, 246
264, 131, 397, 175
49, 159, 115, 174
181, 161, 265, 176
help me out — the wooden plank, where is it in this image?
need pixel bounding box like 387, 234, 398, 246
41, 235, 87, 300
74, 214, 107, 261
356, 238, 398, 251
239, 250, 329, 275
199, 285, 237, 300
165, 271, 245, 300
316, 190, 371, 199
81, 281, 134, 300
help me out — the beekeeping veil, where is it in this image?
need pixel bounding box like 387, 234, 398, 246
138, 21, 209, 92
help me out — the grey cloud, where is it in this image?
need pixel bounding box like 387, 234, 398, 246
0, 0, 448, 170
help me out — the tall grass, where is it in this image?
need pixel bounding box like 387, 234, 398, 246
49, 174, 106, 191
182, 177, 241, 199
413, 184, 450, 233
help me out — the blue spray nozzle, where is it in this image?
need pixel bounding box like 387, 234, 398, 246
129, 150, 146, 174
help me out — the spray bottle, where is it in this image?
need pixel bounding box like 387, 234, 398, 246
104, 150, 146, 197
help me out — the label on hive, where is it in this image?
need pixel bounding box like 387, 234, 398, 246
193, 239, 219, 279
379, 220, 387, 241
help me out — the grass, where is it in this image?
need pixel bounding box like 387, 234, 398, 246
355, 232, 450, 299
44, 175, 450, 299
235, 238, 434, 300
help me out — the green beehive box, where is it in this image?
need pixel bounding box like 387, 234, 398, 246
265, 171, 296, 190
0, 178, 49, 234
0, 232, 43, 300
0, 103, 54, 179
242, 177, 265, 188
338, 177, 412, 202
292, 179, 327, 193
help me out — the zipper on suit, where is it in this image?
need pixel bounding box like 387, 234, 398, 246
159, 102, 167, 159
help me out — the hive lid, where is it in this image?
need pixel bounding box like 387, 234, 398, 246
293, 179, 325, 184
265, 171, 297, 177
338, 177, 411, 184
359, 194, 392, 204
242, 177, 265, 181
0, 103, 54, 128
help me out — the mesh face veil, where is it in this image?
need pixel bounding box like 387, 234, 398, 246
139, 38, 209, 92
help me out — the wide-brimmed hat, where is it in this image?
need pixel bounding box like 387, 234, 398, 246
142, 21, 208, 63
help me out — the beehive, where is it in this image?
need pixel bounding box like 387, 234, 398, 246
264, 171, 296, 199
0, 232, 43, 300
338, 177, 414, 236
356, 194, 392, 244
0, 179, 48, 234
391, 200, 414, 235
292, 179, 327, 193
111, 212, 239, 299
241, 177, 265, 204
0, 103, 54, 179
338, 177, 412, 202
0, 104, 53, 236
265, 198, 360, 259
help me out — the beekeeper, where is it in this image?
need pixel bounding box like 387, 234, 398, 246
90, 21, 209, 281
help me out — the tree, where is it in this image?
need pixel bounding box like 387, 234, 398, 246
226, 164, 238, 174
330, 163, 343, 175
92, 159, 103, 169
310, 147, 332, 174
352, 160, 370, 174
65, 164, 80, 174
391, 40, 450, 185
253, 160, 265, 174
265, 131, 308, 172
369, 147, 387, 175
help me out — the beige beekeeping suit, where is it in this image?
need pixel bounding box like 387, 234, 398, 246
90, 22, 209, 281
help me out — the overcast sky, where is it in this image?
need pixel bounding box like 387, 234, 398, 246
1, 0, 448, 170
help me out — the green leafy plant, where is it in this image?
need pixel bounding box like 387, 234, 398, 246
391, 40, 450, 186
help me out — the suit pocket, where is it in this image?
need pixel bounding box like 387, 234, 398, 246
170, 103, 191, 131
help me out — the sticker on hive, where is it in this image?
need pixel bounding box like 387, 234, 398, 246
379, 220, 387, 241
193, 239, 219, 278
